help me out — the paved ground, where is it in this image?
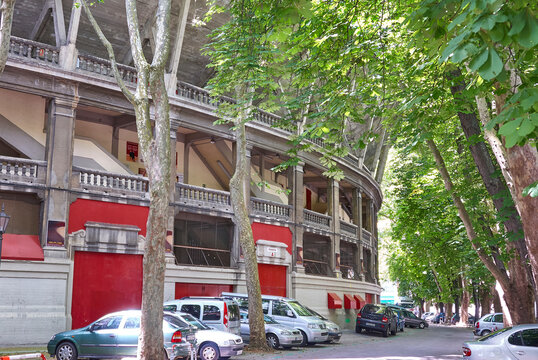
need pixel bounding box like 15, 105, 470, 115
238, 324, 476, 360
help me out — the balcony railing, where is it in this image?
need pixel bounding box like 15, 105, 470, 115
8, 36, 59, 65
340, 220, 358, 237
175, 183, 232, 212
74, 167, 149, 194
76, 54, 138, 85
251, 197, 291, 220
303, 209, 331, 230
362, 229, 372, 246
0, 156, 47, 184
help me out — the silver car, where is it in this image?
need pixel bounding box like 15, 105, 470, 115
462, 324, 538, 359
240, 312, 303, 349
474, 313, 504, 336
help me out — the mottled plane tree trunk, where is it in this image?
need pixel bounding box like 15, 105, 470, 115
0, 0, 16, 73
82, 0, 172, 359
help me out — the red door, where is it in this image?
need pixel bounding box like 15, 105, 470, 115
71, 251, 143, 328
258, 263, 286, 297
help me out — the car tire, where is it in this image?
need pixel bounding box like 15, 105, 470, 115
355, 326, 362, 333
56, 341, 78, 360
419, 322, 426, 329
298, 330, 308, 347
199, 343, 220, 360
481, 330, 491, 336
383, 328, 389, 337
266, 333, 280, 349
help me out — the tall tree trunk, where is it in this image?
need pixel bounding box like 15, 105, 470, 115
461, 276, 470, 325
229, 88, 269, 351
493, 285, 502, 313
426, 139, 533, 324
479, 286, 491, 317
0, 0, 16, 74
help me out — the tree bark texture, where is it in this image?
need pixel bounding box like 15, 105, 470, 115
426, 139, 533, 325
0, 0, 15, 74
461, 276, 470, 325
479, 286, 491, 317
229, 93, 270, 351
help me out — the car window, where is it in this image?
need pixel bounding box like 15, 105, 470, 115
494, 314, 503, 323
509, 332, 524, 346
287, 301, 313, 316
92, 316, 123, 331
407, 311, 418, 319
163, 314, 188, 328
181, 304, 201, 319
163, 304, 177, 312
264, 315, 278, 324
362, 304, 384, 314
228, 304, 240, 321
482, 315, 493, 322
522, 329, 538, 347
123, 317, 140, 329
203, 305, 221, 321
179, 313, 211, 330
272, 301, 291, 316
262, 300, 270, 314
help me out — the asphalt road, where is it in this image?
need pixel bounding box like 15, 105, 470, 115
238, 324, 476, 360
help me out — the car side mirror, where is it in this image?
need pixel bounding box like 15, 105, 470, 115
286, 310, 295, 318
88, 324, 95, 332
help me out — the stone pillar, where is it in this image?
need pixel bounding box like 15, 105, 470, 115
352, 187, 364, 281
244, 145, 252, 210
59, 4, 81, 70
166, 128, 178, 263
327, 178, 341, 278
288, 162, 304, 273
42, 96, 78, 258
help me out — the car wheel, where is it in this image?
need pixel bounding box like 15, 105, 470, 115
481, 330, 491, 336
266, 333, 280, 349
298, 330, 308, 347
383, 328, 389, 337
419, 322, 426, 329
199, 343, 220, 360
56, 341, 78, 360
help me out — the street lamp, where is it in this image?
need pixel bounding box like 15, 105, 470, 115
0, 203, 10, 264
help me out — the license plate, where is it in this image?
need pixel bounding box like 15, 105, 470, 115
186, 334, 195, 341
237, 350, 243, 355
366, 322, 375, 327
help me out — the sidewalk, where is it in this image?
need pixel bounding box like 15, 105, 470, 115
0, 348, 49, 359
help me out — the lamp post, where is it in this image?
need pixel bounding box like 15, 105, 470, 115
0, 203, 11, 264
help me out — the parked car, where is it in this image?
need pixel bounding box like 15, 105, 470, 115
239, 311, 303, 349
47, 310, 195, 360
474, 313, 504, 336
170, 311, 244, 360
468, 315, 476, 325
401, 309, 428, 329
306, 307, 342, 343
163, 297, 241, 336
222, 292, 328, 346
462, 324, 538, 359
387, 307, 405, 332
355, 304, 398, 337
422, 311, 434, 320
433, 312, 446, 324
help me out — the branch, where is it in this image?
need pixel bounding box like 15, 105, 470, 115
0, 0, 16, 74
80, 0, 135, 104
151, 0, 171, 69
125, 0, 148, 71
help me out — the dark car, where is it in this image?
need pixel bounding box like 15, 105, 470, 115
355, 304, 398, 337
402, 309, 428, 329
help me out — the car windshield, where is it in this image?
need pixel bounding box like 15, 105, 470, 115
264, 315, 278, 324
363, 305, 386, 314
288, 301, 313, 316
307, 308, 327, 320
180, 313, 211, 330
478, 327, 512, 342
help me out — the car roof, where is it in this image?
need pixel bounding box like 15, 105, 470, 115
221, 292, 296, 302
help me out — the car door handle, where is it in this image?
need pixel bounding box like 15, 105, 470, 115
516, 351, 525, 355
109, 335, 116, 338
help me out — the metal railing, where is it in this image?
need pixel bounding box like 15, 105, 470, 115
173, 245, 231, 267
362, 229, 372, 245
0, 156, 46, 183
303, 209, 331, 229
75, 167, 149, 193
8, 36, 59, 65
304, 259, 330, 276
340, 220, 358, 237
175, 183, 231, 210
76, 54, 138, 84
251, 197, 291, 220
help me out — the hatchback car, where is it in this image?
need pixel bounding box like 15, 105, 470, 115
474, 312, 504, 336
306, 307, 342, 343
401, 309, 428, 329
355, 304, 398, 337
170, 311, 244, 360
47, 310, 195, 360
462, 324, 538, 359
239, 312, 302, 349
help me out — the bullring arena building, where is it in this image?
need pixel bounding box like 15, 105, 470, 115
0, 0, 385, 345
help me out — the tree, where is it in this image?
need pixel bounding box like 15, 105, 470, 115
0, 0, 16, 73
81, 0, 172, 358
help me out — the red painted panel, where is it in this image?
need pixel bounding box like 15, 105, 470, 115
69, 199, 149, 236
328, 292, 342, 309
344, 293, 357, 309
1, 234, 43, 261
258, 263, 286, 297
71, 252, 143, 328
354, 294, 366, 309
175, 283, 233, 299
365, 293, 374, 304
251, 222, 292, 255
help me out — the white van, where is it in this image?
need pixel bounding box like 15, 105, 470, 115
164, 297, 241, 336
222, 292, 328, 346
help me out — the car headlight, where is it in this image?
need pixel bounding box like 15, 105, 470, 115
49, 335, 56, 341
308, 323, 319, 329
280, 330, 292, 335
224, 339, 236, 346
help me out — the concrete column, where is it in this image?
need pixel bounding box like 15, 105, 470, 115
288, 162, 304, 273
352, 188, 364, 280
42, 96, 78, 258
111, 127, 120, 159
327, 178, 340, 278
183, 142, 190, 184
244, 145, 252, 211
59, 3, 81, 70
165, 129, 178, 263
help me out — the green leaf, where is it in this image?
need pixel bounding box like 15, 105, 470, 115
448, 11, 469, 32
508, 11, 526, 36
522, 181, 538, 197
517, 118, 535, 137
469, 47, 489, 72
477, 48, 503, 80
489, 23, 507, 42
517, 12, 538, 48
472, 15, 496, 32
451, 43, 478, 63
498, 118, 522, 137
